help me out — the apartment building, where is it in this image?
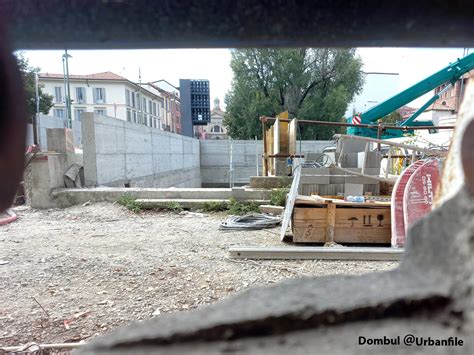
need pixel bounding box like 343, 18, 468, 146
38, 71, 165, 130
416, 71, 473, 126
142, 83, 181, 134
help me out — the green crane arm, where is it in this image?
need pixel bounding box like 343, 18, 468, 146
349, 53, 474, 126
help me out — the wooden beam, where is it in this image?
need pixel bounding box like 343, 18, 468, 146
325, 202, 336, 243
229, 246, 403, 261
279, 164, 302, 241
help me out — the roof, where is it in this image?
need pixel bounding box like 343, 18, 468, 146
39, 71, 167, 100
211, 108, 225, 117
39, 71, 128, 81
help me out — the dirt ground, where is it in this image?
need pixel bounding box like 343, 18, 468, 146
0, 203, 398, 347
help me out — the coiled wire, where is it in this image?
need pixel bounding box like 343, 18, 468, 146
220, 214, 281, 230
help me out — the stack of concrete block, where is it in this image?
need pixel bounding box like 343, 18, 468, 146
297, 142, 382, 196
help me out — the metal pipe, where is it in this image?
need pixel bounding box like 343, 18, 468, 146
64, 50, 72, 129
33, 72, 39, 145
260, 116, 454, 130
333, 134, 447, 156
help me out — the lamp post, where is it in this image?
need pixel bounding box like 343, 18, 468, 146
33, 71, 40, 145
62, 50, 73, 128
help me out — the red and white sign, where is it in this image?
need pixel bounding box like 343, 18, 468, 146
352, 115, 362, 125
390, 160, 425, 248
403, 159, 440, 236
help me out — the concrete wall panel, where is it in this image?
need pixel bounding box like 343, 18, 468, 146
83, 114, 201, 187
96, 154, 126, 185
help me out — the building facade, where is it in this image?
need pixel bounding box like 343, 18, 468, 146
202, 98, 228, 140
38, 71, 169, 131
416, 71, 473, 126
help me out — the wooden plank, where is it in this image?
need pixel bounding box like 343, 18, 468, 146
292, 204, 391, 243
229, 246, 403, 261
326, 202, 336, 243
280, 122, 289, 154
335, 228, 391, 243
293, 225, 390, 243
273, 117, 280, 155
280, 164, 302, 241
293, 227, 327, 242
289, 118, 297, 155
293, 207, 327, 220
267, 128, 274, 175
294, 196, 390, 207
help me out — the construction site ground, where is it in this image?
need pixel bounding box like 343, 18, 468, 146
0, 203, 398, 347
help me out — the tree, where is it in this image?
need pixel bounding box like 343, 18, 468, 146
380, 111, 403, 125
16, 52, 53, 122
223, 49, 364, 140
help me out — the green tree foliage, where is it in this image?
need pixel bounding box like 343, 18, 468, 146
380, 111, 403, 125
16, 52, 54, 122
224, 49, 364, 140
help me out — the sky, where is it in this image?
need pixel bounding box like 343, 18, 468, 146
21, 47, 470, 109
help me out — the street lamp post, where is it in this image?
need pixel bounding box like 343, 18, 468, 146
62, 50, 73, 129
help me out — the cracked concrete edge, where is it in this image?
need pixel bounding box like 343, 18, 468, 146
80, 267, 450, 351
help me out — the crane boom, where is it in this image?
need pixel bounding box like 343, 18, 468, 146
347, 53, 474, 137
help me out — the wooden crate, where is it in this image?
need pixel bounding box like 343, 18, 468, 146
291, 197, 391, 244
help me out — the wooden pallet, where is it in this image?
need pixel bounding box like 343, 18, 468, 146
291, 196, 391, 244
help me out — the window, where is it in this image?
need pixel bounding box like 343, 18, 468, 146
94, 108, 106, 116
131, 91, 136, 108
211, 125, 222, 133
165, 100, 169, 112
74, 108, 85, 121
153, 117, 158, 129
53, 108, 65, 118
76, 87, 86, 104
148, 100, 153, 114
136, 93, 141, 110
138, 112, 143, 124
126, 108, 132, 122
143, 98, 147, 112
144, 114, 148, 126
93, 88, 106, 103
132, 110, 137, 123
125, 89, 130, 106
153, 102, 157, 116
54, 87, 63, 103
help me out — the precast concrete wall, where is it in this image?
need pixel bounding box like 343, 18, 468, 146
200, 140, 262, 187
200, 139, 333, 187
82, 113, 201, 188
27, 114, 82, 150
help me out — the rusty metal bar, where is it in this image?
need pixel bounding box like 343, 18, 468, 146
261, 116, 269, 176
260, 116, 455, 131
334, 134, 447, 156
265, 154, 305, 158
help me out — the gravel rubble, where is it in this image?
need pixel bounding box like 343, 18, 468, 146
0, 203, 398, 347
